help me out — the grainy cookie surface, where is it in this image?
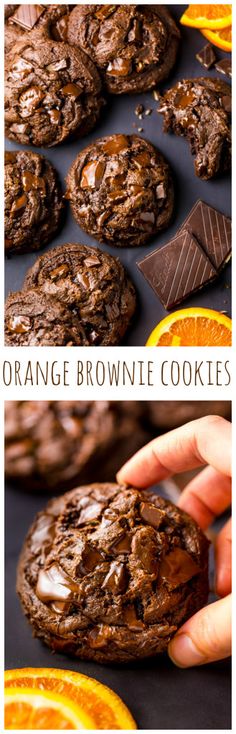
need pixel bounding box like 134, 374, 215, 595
66, 135, 174, 247
5, 37, 104, 147
5, 150, 63, 254
67, 5, 180, 94
5, 402, 147, 490
23, 243, 136, 345
17, 483, 209, 663
5, 289, 87, 347
158, 77, 231, 179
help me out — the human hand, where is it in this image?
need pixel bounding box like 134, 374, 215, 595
117, 415, 232, 667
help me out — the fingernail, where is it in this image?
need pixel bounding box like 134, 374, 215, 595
168, 633, 206, 668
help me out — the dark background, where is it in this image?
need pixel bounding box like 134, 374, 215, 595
5, 480, 231, 730
5, 5, 231, 345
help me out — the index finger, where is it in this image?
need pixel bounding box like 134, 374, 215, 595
117, 415, 231, 487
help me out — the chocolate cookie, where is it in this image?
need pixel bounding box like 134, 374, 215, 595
23, 243, 136, 345
5, 36, 104, 147
158, 77, 231, 180
5, 289, 87, 347
5, 402, 147, 491
17, 483, 209, 663
5, 150, 63, 255
145, 401, 231, 432
5, 5, 73, 55
67, 5, 180, 95
66, 135, 174, 247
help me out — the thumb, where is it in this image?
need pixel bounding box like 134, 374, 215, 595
168, 594, 231, 667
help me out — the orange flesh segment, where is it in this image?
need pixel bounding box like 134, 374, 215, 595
202, 25, 232, 50
5, 702, 74, 729
180, 4, 232, 28
157, 316, 231, 346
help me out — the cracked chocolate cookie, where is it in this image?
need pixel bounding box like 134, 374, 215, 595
5, 289, 87, 346
66, 135, 174, 247
158, 77, 231, 180
5, 402, 147, 491
23, 243, 136, 345
17, 483, 209, 663
5, 150, 64, 255
5, 35, 104, 147
67, 5, 180, 95
5, 5, 73, 55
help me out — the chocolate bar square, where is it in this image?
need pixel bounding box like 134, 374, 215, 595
178, 200, 231, 270
215, 58, 232, 79
196, 43, 216, 69
9, 4, 44, 30
138, 229, 217, 310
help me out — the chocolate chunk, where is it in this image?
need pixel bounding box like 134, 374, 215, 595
102, 561, 128, 594
159, 548, 200, 590
102, 135, 128, 154
107, 58, 132, 77
140, 502, 164, 529
138, 229, 217, 310
80, 161, 105, 189
215, 58, 232, 78
9, 4, 44, 30
123, 605, 144, 630
61, 83, 83, 98
78, 546, 104, 575
179, 200, 231, 271
110, 533, 131, 554
22, 171, 46, 194
196, 43, 216, 69
31, 516, 55, 554
36, 563, 77, 602
10, 194, 28, 216
7, 315, 31, 333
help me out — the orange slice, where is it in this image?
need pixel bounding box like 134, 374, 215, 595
5, 687, 95, 729
180, 5, 232, 30
145, 308, 232, 346
4, 669, 136, 730
201, 25, 232, 51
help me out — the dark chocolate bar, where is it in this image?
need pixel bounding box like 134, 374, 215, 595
178, 200, 231, 270
196, 43, 216, 69
9, 4, 44, 30
138, 229, 217, 310
215, 58, 232, 79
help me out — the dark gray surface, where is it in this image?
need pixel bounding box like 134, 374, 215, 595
5, 481, 231, 730
5, 5, 231, 345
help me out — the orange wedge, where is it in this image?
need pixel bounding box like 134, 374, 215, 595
201, 25, 232, 51
4, 687, 95, 730
180, 5, 232, 30
145, 308, 232, 346
4, 668, 136, 730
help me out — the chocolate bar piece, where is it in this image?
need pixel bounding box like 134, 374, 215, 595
9, 4, 44, 30
179, 200, 231, 270
138, 229, 217, 310
215, 58, 232, 79
196, 43, 216, 69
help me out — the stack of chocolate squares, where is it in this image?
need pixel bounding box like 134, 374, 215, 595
138, 200, 231, 310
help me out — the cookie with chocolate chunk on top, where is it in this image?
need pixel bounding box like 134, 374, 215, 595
17, 483, 209, 663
